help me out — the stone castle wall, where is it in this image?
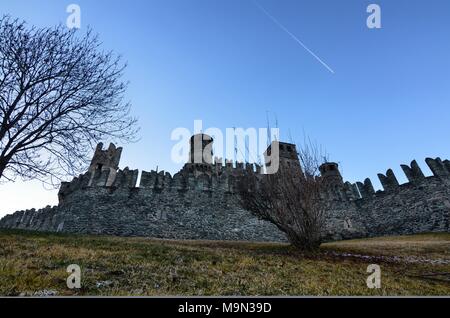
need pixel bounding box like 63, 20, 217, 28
321, 158, 450, 241
0, 163, 287, 242
0, 142, 449, 243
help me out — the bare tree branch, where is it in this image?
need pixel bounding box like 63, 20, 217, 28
0, 16, 139, 186
238, 141, 328, 251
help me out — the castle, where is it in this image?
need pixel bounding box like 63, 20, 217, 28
0, 134, 449, 242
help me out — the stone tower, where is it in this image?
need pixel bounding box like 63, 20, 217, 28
264, 141, 301, 174
189, 133, 213, 164
88, 142, 122, 186
183, 134, 214, 176
319, 162, 344, 186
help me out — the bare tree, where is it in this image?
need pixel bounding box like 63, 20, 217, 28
0, 16, 138, 184
238, 142, 327, 251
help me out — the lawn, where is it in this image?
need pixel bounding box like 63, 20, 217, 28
0, 230, 448, 296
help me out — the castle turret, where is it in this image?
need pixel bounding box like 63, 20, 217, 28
87, 142, 122, 186
182, 134, 214, 176
189, 133, 213, 164
320, 162, 344, 186
264, 141, 301, 174
88, 142, 122, 173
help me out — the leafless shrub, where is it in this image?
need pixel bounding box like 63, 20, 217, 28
238, 141, 328, 251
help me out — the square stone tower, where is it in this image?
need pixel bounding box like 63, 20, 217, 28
264, 141, 301, 174
88, 142, 122, 186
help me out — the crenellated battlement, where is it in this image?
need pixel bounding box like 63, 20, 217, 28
328, 157, 450, 202
318, 158, 450, 201
58, 161, 264, 203
58, 146, 450, 230
2, 139, 449, 243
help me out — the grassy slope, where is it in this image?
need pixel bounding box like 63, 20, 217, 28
0, 230, 449, 296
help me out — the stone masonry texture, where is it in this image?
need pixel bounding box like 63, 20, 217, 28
0, 139, 449, 243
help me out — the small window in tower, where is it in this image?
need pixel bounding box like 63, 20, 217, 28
279, 145, 284, 151
287, 146, 292, 152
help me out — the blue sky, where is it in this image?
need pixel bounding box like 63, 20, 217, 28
1, 0, 450, 216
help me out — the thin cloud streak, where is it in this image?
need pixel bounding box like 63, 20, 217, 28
253, 0, 335, 74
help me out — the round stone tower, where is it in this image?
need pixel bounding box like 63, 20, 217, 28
182, 134, 214, 176
319, 162, 344, 186
189, 133, 213, 165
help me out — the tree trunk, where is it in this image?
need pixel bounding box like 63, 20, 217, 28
0, 158, 7, 180
286, 230, 321, 252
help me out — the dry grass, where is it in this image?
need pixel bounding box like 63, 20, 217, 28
0, 230, 449, 296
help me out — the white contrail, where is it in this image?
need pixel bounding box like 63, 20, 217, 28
253, 0, 335, 74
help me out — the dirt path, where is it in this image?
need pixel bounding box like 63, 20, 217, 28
324, 251, 450, 265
